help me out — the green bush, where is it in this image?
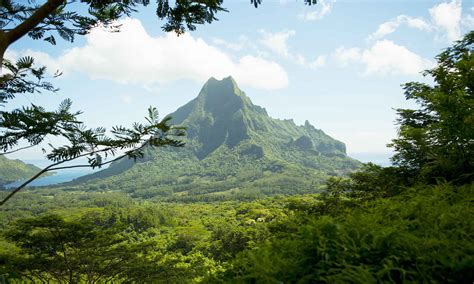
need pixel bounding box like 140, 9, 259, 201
219, 184, 474, 283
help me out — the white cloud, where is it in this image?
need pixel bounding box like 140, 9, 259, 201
3, 49, 61, 75
368, 15, 432, 40
309, 55, 326, 69
368, 1, 473, 43
405, 16, 433, 31
11, 18, 289, 91
334, 40, 433, 76
429, 0, 462, 41
3, 49, 18, 61
259, 29, 296, 58
334, 47, 361, 66
212, 38, 244, 51
258, 29, 326, 70
212, 35, 255, 52
298, 0, 335, 21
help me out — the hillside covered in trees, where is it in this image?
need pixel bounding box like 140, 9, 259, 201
0, 31, 472, 283
0, 156, 43, 186
61, 76, 359, 201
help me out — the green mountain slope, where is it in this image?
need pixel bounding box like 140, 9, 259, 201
72, 77, 360, 201
0, 156, 42, 186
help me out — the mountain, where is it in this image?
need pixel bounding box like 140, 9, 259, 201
71, 76, 360, 201
0, 156, 42, 186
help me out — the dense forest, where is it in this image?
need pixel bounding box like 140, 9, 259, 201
0, 31, 472, 283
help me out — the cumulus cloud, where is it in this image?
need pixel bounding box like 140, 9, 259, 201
9, 18, 289, 90
298, 0, 335, 21
334, 47, 361, 66
4, 49, 61, 74
258, 29, 326, 70
259, 29, 296, 58
429, 0, 462, 41
368, 15, 432, 40
211, 35, 256, 52
369, 0, 473, 43
334, 40, 433, 76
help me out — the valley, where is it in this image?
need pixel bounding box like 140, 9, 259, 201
0, 1, 472, 282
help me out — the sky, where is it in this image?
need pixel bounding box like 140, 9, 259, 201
4, 0, 474, 164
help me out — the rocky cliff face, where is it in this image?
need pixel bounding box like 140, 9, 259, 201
169, 76, 347, 159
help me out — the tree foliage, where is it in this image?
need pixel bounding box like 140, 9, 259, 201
389, 31, 474, 184
0, 105, 185, 206
0, 56, 60, 103
1, 214, 154, 283
0, 181, 472, 283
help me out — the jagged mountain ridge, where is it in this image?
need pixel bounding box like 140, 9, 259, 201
170, 76, 346, 159
71, 76, 359, 201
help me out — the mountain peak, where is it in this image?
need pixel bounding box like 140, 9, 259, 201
76, 76, 358, 189
206, 75, 236, 83
201, 76, 242, 99
169, 76, 252, 158
195, 76, 251, 118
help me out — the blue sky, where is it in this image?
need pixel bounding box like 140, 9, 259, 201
4, 0, 474, 163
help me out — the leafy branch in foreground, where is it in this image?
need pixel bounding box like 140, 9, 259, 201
0, 105, 185, 206
1, 56, 60, 103
0, 99, 80, 153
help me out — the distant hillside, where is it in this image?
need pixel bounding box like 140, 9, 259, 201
70, 77, 360, 201
0, 156, 42, 186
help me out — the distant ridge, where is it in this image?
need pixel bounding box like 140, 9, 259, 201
71, 76, 360, 201
0, 156, 43, 186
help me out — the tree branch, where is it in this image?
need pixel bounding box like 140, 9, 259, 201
0, 144, 36, 155
5, 0, 64, 46
48, 155, 125, 171
0, 146, 114, 206
0, 139, 153, 206
0, 165, 50, 206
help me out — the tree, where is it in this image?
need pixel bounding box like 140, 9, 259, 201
389, 31, 474, 185
0, 214, 156, 282
0, 0, 318, 205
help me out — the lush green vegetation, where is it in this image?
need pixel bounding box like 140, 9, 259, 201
1, 0, 318, 202
0, 156, 43, 186
0, 177, 472, 282
0, 30, 472, 284
218, 183, 473, 283
59, 76, 359, 201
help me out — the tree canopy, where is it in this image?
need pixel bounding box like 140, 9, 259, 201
2, 214, 154, 282
389, 31, 474, 185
